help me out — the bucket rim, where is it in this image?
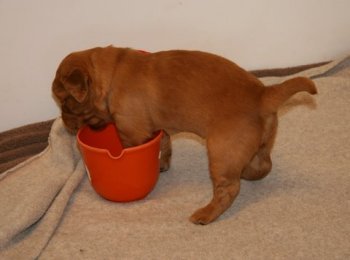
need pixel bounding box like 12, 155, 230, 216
77, 125, 163, 159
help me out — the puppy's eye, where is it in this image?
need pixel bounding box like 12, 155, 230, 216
62, 104, 71, 113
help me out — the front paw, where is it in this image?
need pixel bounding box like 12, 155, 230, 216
160, 163, 170, 172
160, 156, 170, 172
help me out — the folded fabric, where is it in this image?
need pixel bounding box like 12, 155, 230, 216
0, 118, 85, 259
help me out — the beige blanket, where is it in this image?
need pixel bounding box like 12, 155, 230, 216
0, 58, 349, 259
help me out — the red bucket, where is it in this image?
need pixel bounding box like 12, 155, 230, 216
77, 123, 162, 202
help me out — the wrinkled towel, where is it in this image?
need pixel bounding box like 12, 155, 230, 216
1, 57, 349, 259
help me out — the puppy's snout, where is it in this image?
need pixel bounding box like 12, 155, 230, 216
61, 112, 81, 134
62, 120, 79, 134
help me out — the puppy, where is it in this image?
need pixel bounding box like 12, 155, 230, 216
52, 46, 317, 224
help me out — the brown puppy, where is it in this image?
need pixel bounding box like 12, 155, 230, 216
52, 46, 317, 224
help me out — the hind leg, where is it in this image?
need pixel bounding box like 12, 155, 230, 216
241, 145, 272, 180
241, 115, 277, 180
190, 121, 261, 225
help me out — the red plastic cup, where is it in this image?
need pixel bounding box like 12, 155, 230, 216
77, 123, 162, 202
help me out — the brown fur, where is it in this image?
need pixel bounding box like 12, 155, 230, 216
52, 46, 317, 224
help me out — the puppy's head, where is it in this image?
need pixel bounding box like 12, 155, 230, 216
52, 49, 112, 133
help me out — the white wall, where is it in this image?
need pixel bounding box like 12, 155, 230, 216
1, 0, 349, 132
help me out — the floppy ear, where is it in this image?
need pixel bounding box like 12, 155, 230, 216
63, 68, 90, 103
52, 78, 68, 102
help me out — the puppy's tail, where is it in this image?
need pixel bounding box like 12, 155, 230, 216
261, 77, 317, 114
